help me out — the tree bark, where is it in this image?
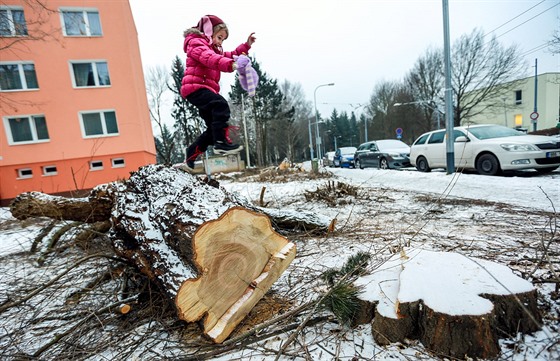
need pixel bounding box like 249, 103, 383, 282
8, 164, 324, 343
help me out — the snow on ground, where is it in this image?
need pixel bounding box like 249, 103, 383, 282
0, 165, 558, 360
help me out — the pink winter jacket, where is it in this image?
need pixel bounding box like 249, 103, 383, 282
180, 33, 251, 98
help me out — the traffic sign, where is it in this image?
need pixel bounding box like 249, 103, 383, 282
530, 112, 539, 121
396, 127, 403, 135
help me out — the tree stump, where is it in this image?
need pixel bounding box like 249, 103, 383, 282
355, 249, 541, 359
8, 164, 327, 343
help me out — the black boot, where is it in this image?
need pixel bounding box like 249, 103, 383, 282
214, 141, 243, 155
214, 126, 243, 155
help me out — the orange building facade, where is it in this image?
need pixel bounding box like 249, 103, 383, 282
0, 0, 156, 205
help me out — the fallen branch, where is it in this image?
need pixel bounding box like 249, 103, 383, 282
0, 253, 119, 314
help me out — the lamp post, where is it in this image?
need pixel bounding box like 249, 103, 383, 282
313, 83, 334, 161
394, 100, 444, 129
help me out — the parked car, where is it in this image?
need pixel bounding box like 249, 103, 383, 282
354, 139, 411, 170
323, 151, 335, 167
409, 124, 560, 175
333, 147, 357, 168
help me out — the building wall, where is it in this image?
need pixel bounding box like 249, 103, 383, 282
465, 73, 560, 131
0, 0, 156, 203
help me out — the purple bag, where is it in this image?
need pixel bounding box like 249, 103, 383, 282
235, 55, 258, 97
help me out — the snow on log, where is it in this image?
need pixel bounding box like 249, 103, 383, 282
354, 249, 541, 359
9, 165, 314, 343
9, 184, 116, 222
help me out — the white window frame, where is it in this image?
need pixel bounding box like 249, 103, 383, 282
0, 6, 28, 36
17, 168, 33, 179
89, 160, 103, 171
0, 61, 39, 91
111, 158, 125, 168
60, 7, 102, 37
3, 114, 50, 145
69, 60, 111, 88
42, 165, 58, 176
79, 109, 119, 138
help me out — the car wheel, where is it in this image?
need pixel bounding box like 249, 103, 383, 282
416, 156, 431, 172
379, 158, 389, 170
476, 153, 501, 176
535, 166, 558, 174
356, 159, 363, 169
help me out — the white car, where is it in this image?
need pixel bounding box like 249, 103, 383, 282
323, 151, 336, 167
410, 124, 560, 175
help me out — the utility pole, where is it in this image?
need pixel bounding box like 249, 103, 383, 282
442, 0, 455, 174
533, 59, 538, 132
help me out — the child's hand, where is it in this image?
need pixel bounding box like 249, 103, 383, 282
235, 55, 251, 70
246, 32, 256, 46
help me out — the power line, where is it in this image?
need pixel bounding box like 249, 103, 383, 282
492, 2, 559, 41
484, 0, 547, 37
520, 41, 552, 57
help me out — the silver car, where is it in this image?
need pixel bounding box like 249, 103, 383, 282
410, 124, 560, 175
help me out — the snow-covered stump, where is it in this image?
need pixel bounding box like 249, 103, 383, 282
355, 249, 542, 359
9, 165, 332, 343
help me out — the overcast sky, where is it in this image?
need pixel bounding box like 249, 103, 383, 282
129, 0, 559, 118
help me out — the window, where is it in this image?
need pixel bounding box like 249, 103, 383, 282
0, 6, 28, 36
427, 131, 445, 144
3, 115, 49, 145
42, 165, 58, 176
17, 168, 32, 179
112, 158, 125, 168
80, 110, 119, 137
413, 134, 430, 146
452, 130, 467, 141
514, 90, 522, 105
71, 61, 110, 87
61, 8, 102, 36
89, 160, 103, 170
0, 62, 39, 91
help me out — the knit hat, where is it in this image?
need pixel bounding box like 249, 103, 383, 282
195, 15, 226, 43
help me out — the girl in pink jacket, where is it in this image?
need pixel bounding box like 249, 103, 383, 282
179, 15, 256, 171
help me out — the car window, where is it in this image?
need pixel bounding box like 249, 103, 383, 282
466, 125, 524, 140
427, 131, 445, 144
453, 130, 467, 141
413, 134, 429, 145
370, 144, 378, 151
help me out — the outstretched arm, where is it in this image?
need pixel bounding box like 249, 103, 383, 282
246, 32, 256, 46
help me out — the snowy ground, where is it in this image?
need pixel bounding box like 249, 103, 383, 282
0, 165, 558, 360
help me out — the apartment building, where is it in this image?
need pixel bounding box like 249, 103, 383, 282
0, 0, 156, 204
465, 72, 560, 132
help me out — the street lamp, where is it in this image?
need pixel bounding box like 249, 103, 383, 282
313, 83, 334, 161
394, 100, 444, 129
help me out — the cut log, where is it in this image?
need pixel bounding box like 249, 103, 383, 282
8, 164, 317, 343
175, 207, 296, 343
355, 249, 542, 359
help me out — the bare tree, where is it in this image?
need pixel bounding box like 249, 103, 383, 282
404, 47, 445, 132
0, 0, 59, 52
549, 18, 560, 55
451, 28, 526, 125
276, 80, 312, 163
0, 0, 61, 112
365, 81, 401, 140
146, 65, 177, 164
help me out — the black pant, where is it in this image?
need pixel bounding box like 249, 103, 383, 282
186, 88, 230, 151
